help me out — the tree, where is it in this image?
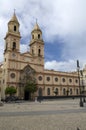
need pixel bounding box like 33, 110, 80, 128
5, 86, 17, 96
24, 79, 38, 100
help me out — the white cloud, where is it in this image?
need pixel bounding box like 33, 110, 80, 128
20, 44, 29, 53
45, 60, 75, 72
0, 0, 86, 70
45, 59, 84, 72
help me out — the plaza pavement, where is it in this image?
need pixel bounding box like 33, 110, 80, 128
0, 99, 86, 130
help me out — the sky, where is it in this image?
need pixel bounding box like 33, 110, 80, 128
0, 0, 86, 71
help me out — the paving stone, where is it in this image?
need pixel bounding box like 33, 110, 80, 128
0, 99, 86, 130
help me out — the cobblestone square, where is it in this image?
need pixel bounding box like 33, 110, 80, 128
0, 99, 86, 130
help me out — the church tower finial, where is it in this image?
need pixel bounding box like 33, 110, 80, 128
14, 9, 16, 15
36, 18, 37, 24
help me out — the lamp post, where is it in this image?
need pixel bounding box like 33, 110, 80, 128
77, 60, 83, 107
80, 70, 86, 102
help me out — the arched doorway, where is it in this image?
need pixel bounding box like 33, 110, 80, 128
38, 87, 43, 97
20, 65, 37, 100
24, 90, 30, 100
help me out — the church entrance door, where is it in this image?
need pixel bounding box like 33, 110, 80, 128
24, 91, 30, 100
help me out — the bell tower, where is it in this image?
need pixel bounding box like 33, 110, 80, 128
30, 22, 44, 67
4, 11, 21, 53
2, 12, 21, 99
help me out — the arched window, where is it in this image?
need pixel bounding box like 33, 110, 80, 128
70, 88, 72, 95
69, 79, 72, 83
54, 88, 59, 95
38, 49, 41, 56
14, 26, 16, 31
76, 89, 79, 95
3, 79, 5, 84
32, 35, 34, 39
62, 78, 66, 82
38, 34, 40, 39
63, 88, 66, 95
75, 79, 78, 83
12, 42, 16, 50
47, 88, 50, 95
38, 87, 42, 96
46, 77, 50, 81
55, 77, 58, 82
56, 88, 59, 95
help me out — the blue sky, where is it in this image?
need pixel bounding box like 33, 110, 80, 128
0, 0, 86, 71
45, 37, 65, 61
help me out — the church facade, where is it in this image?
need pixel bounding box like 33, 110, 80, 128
0, 13, 79, 100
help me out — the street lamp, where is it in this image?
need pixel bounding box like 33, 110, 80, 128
77, 60, 83, 107
80, 70, 86, 102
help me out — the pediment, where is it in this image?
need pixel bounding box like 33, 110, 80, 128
21, 65, 35, 76
24, 65, 35, 74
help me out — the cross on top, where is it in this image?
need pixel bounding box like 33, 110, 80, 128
36, 18, 38, 24
14, 9, 16, 14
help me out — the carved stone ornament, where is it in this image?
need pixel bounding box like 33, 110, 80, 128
10, 73, 15, 78
25, 67, 32, 74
